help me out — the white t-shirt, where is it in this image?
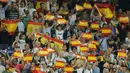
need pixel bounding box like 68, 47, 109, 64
18, 21, 25, 32
19, 40, 26, 50
29, 8, 36, 18
125, 37, 130, 47
56, 30, 64, 40
19, 7, 27, 16
0, 65, 5, 73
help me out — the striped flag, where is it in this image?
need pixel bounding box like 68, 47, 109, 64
64, 66, 74, 73
101, 28, 112, 36
27, 21, 42, 33
55, 60, 65, 68
94, 3, 114, 19
91, 22, 99, 30
80, 45, 89, 52
88, 43, 97, 51
119, 16, 129, 24
118, 51, 127, 58
71, 40, 81, 46
82, 33, 93, 39
58, 10, 69, 15
24, 54, 33, 62
45, 14, 55, 20
57, 18, 67, 24
1, 20, 19, 35
13, 51, 23, 58
88, 55, 97, 62
76, 4, 84, 11
91, 40, 99, 46
83, 2, 92, 9
45, 48, 55, 54
37, 50, 49, 56
78, 20, 88, 28
35, 66, 40, 71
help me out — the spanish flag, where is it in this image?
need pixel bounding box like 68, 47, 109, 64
83, 2, 92, 9
101, 28, 112, 36
78, 20, 88, 28
82, 33, 93, 39
45, 48, 55, 54
80, 45, 89, 52
118, 51, 127, 58
94, 3, 114, 19
64, 66, 74, 73
71, 40, 81, 46
0, 0, 8, 3
35, 66, 40, 71
58, 10, 69, 15
13, 51, 23, 58
40, 37, 47, 45
57, 18, 67, 24
76, 55, 86, 60
27, 21, 42, 33
24, 54, 33, 62
37, 49, 49, 56
45, 14, 55, 20
36, 0, 48, 9
91, 22, 99, 30
55, 60, 65, 68
1, 20, 19, 35
91, 40, 99, 46
88, 55, 97, 62
76, 4, 84, 11
119, 16, 129, 24
88, 43, 97, 51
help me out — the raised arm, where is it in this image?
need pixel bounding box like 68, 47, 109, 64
4, 0, 12, 10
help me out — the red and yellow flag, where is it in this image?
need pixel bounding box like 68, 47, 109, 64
101, 28, 112, 36
91, 40, 99, 46
1, 20, 19, 35
71, 40, 81, 46
64, 66, 74, 73
27, 21, 42, 33
45, 48, 55, 54
37, 49, 49, 56
45, 14, 55, 20
83, 2, 92, 9
82, 33, 93, 39
24, 54, 33, 62
91, 22, 99, 30
78, 20, 88, 28
76, 4, 84, 11
88, 55, 97, 62
118, 51, 127, 58
13, 51, 23, 58
36, 0, 48, 9
55, 60, 65, 68
119, 16, 129, 24
88, 43, 97, 51
94, 4, 114, 19
58, 10, 69, 15
57, 18, 67, 24
80, 45, 89, 52
0, 0, 8, 3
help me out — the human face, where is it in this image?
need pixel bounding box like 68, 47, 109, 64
58, 26, 62, 30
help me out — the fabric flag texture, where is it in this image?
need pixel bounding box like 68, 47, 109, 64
88, 55, 97, 62
91, 22, 99, 30
118, 51, 127, 58
64, 66, 74, 73
76, 4, 84, 11
88, 43, 97, 51
0, 0, 8, 3
71, 40, 81, 46
94, 3, 114, 19
45, 14, 55, 20
83, 2, 92, 9
78, 20, 88, 28
82, 33, 93, 39
101, 28, 112, 36
76, 55, 86, 60
58, 10, 69, 15
13, 51, 23, 58
27, 21, 42, 33
57, 18, 67, 24
55, 60, 65, 68
24, 54, 33, 62
36, 0, 48, 9
80, 45, 89, 52
37, 50, 49, 56
119, 16, 129, 24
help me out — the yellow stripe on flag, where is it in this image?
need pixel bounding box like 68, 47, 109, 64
99, 8, 113, 18
118, 51, 127, 58
24, 55, 33, 62
78, 20, 88, 28
88, 43, 97, 51
57, 18, 67, 24
76, 4, 84, 11
35, 66, 40, 71
76, 55, 86, 60
45, 14, 55, 20
55, 60, 65, 68
119, 17, 129, 23
45, 48, 55, 54
83, 2, 92, 9
101, 28, 112, 36
58, 10, 69, 15
91, 40, 99, 46
37, 50, 49, 56
13, 51, 23, 58
64, 66, 74, 73
91, 22, 99, 30
71, 40, 81, 46
88, 55, 97, 62
80, 46, 89, 52
82, 33, 92, 39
